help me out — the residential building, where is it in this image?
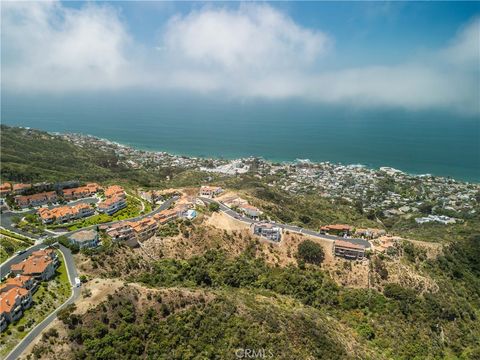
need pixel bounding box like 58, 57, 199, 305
238, 204, 261, 219
129, 217, 158, 242
62, 183, 100, 201
15, 191, 58, 208
0, 312, 7, 333
0, 287, 32, 324
69, 230, 99, 249
12, 183, 32, 195
199, 186, 223, 198
98, 196, 127, 215
106, 222, 136, 247
37, 203, 94, 224
0, 275, 38, 295
11, 252, 56, 280
333, 240, 366, 260
0, 182, 12, 197
153, 209, 178, 224
251, 222, 282, 242
320, 224, 352, 236
104, 185, 126, 199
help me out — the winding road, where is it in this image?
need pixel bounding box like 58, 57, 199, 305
3, 244, 79, 360
199, 197, 371, 248
0, 196, 177, 359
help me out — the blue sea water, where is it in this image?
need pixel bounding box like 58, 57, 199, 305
1, 91, 479, 182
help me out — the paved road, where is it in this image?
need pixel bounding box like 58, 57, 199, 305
0, 243, 45, 279
1, 196, 178, 241
0, 198, 99, 240
0, 198, 178, 360
4, 244, 80, 360
199, 197, 371, 248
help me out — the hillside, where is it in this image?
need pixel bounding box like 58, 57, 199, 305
2, 125, 479, 359
0, 125, 184, 187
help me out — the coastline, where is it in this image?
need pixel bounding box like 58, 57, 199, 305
50, 128, 477, 184
6, 124, 479, 184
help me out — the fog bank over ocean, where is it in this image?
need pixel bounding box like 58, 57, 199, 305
2, 91, 479, 182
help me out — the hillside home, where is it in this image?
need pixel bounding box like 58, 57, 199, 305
199, 186, 223, 198
104, 185, 126, 199
0, 182, 12, 196
333, 240, 366, 260
15, 191, 58, 208
153, 209, 178, 224
251, 222, 282, 242
37, 203, 94, 224
98, 196, 127, 215
62, 183, 100, 200
11, 250, 57, 280
12, 183, 32, 195
106, 222, 137, 247
238, 204, 262, 220
129, 217, 158, 242
320, 224, 353, 236
69, 230, 99, 249
0, 287, 32, 325
0, 275, 38, 295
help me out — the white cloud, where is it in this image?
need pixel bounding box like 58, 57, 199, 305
1, 1, 137, 91
162, 5, 330, 71
1, 1, 479, 114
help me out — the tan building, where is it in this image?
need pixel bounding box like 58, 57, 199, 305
15, 191, 58, 208
0, 287, 32, 325
129, 217, 158, 242
62, 183, 100, 201
333, 240, 366, 260
106, 222, 137, 247
98, 196, 127, 215
11, 250, 57, 280
37, 203, 94, 224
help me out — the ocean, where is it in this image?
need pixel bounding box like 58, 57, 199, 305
2, 91, 479, 182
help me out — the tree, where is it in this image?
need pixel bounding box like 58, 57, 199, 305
208, 202, 220, 212
297, 240, 325, 265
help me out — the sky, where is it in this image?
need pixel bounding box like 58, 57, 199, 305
1, 1, 480, 114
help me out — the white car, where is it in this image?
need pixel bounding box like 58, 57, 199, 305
74, 277, 81, 287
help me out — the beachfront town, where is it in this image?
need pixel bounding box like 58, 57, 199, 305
58, 132, 479, 222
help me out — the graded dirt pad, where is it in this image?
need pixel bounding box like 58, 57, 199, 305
204, 211, 250, 232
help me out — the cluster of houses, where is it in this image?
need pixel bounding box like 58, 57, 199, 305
31, 184, 127, 225
0, 182, 130, 217
415, 214, 458, 225
101, 196, 197, 247
0, 181, 99, 209
0, 249, 58, 332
